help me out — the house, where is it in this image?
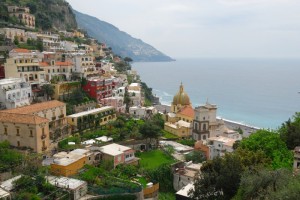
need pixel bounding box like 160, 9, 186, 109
205, 136, 237, 160
0, 100, 69, 141
71, 55, 98, 78
0, 78, 32, 109
46, 176, 87, 200
40, 61, 74, 82
0, 112, 49, 153
100, 143, 139, 168
50, 151, 87, 177
172, 162, 201, 191
129, 106, 157, 119
293, 146, 300, 173
100, 96, 126, 113
0, 28, 26, 42
176, 183, 194, 200
82, 78, 114, 102
4, 49, 46, 84
66, 106, 116, 131
7, 6, 35, 29
164, 120, 191, 138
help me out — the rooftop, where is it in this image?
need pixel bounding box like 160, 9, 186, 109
0, 112, 48, 124
0, 188, 9, 198
52, 152, 85, 166
11, 48, 30, 53
0, 175, 22, 191
67, 106, 114, 118
100, 143, 131, 156
178, 105, 195, 118
47, 176, 86, 190
1, 100, 65, 114
176, 182, 194, 198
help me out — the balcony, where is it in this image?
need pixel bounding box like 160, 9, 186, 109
52, 116, 56, 120
59, 114, 64, 118
42, 146, 47, 151
41, 134, 47, 139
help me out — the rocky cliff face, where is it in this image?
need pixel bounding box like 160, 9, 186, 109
74, 10, 174, 62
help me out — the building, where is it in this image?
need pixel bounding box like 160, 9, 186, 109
100, 96, 126, 113
47, 176, 87, 200
50, 151, 87, 176
7, 6, 35, 29
1, 100, 68, 141
129, 106, 157, 119
164, 120, 191, 138
164, 83, 193, 138
37, 33, 61, 51
82, 78, 114, 102
52, 81, 80, 101
66, 106, 116, 131
175, 183, 194, 200
293, 146, 300, 173
4, 49, 46, 84
40, 61, 74, 82
173, 162, 201, 191
100, 143, 139, 168
0, 28, 26, 42
0, 112, 49, 153
204, 136, 237, 160
0, 78, 32, 109
192, 102, 218, 141
72, 55, 98, 78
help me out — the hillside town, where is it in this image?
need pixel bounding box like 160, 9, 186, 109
0, 3, 300, 200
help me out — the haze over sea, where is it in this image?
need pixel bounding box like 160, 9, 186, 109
133, 58, 300, 129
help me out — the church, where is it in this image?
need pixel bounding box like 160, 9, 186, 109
164, 83, 195, 138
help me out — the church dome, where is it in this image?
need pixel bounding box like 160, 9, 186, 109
172, 83, 191, 106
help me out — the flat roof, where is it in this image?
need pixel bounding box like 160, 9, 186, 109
0, 175, 22, 191
67, 106, 113, 118
47, 176, 86, 190
52, 152, 85, 166
0, 188, 10, 198
176, 182, 194, 198
95, 136, 113, 142
100, 143, 131, 156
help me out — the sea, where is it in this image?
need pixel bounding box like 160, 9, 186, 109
132, 58, 300, 129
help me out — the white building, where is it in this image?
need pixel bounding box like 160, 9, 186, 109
173, 162, 201, 191
46, 176, 87, 200
206, 136, 238, 159
0, 78, 32, 109
129, 106, 157, 119
72, 55, 98, 78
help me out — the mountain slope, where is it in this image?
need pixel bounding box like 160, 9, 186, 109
74, 10, 174, 62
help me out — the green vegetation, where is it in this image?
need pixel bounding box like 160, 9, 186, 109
0, 0, 77, 30
279, 112, 300, 150
185, 151, 206, 164
177, 138, 195, 147
0, 141, 23, 173
137, 150, 176, 170
159, 192, 176, 200
161, 130, 179, 139
140, 82, 155, 106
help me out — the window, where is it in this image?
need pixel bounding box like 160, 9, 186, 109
30, 130, 33, 137
4, 127, 7, 135
16, 129, 20, 136
17, 141, 20, 147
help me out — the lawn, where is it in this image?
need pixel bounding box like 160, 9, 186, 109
137, 149, 176, 170
161, 130, 179, 139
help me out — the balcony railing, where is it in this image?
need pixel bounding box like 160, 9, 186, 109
41, 134, 47, 139
59, 114, 64, 118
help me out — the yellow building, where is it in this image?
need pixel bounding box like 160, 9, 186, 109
0, 112, 49, 153
50, 151, 87, 177
164, 83, 194, 138
67, 106, 116, 131
52, 81, 80, 101
1, 100, 69, 140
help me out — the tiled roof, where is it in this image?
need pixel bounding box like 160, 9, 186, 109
11, 48, 30, 53
178, 106, 194, 118
56, 61, 73, 66
0, 112, 48, 124
1, 100, 65, 114
39, 62, 50, 67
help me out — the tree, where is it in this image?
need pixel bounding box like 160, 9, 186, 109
139, 121, 161, 149
238, 129, 293, 169
124, 57, 133, 63
185, 151, 206, 163
190, 154, 243, 200
14, 36, 19, 45
279, 112, 300, 150
235, 168, 294, 200
41, 84, 54, 101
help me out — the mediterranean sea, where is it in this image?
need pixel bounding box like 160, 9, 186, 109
133, 58, 300, 129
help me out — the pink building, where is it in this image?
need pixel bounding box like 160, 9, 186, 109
100, 143, 139, 168
100, 97, 126, 113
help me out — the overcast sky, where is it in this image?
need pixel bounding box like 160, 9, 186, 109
66, 0, 300, 59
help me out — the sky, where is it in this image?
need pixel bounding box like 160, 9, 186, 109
66, 0, 300, 59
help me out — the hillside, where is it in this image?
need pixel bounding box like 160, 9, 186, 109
0, 0, 77, 30
74, 10, 174, 62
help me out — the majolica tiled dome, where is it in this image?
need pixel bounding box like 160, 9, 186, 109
172, 83, 191, 106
